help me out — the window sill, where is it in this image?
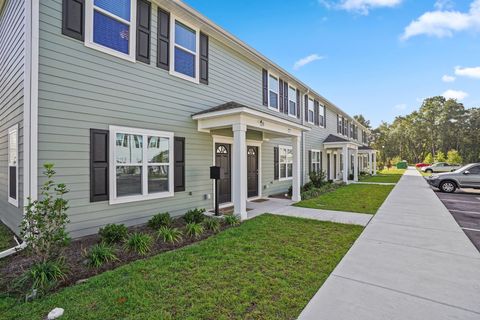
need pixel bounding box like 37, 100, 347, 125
169, 70, 200, 84
8, 197, 18, 208
109, 191, 174, 205
279, 177, 293, 182
85, 41, 136, 63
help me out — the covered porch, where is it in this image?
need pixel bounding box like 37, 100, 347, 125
358, 146, 377, 175
192, 102, 310, 221
323, 135, 361, 183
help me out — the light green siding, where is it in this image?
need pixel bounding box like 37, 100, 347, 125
0, 0, 25, 234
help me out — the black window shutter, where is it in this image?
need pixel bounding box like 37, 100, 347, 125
157, 8, 170, 70
62, 0, 85, 41
324, 105, 327, 128
296, 89, 301, 119
200, 32, 209, 84
283, 82, 288, 114
314, 100, 320, 126
337, 115, 340, 133
304, 95, 308, 121
274, 147, 279, 180
279, 79, 284, 113
320, 152, 323, 171
308, 150, 312, 174
90, 129, 109, 202
262, 69, 268, 106
136, 0, 151, 64
174, 137, 186, 192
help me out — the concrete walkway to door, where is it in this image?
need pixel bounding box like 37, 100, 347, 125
299, 168, 480, 320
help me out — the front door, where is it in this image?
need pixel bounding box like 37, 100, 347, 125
247, 146, 259, 198
215, 143, 231, 204
333, 154, 337, 180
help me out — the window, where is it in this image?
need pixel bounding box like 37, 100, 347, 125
110, 126, 174, 204
469, 166, 480, 174
268, 74, 279, 109
288, 86, 296, 116
337, 115, 342, 134
311, 150, 321, 173
85, 0, 137, 61
171, 19, 199, 82
319, 104, 325, 127
8, 125, 18, 207
308, 98, 314, 124
279, 145, 293, 180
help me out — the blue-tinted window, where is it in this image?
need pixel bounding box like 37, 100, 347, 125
94, 0, 131, 21
93, 11, 129, 54
174, 47, 195, 78
175, 22, 196, 52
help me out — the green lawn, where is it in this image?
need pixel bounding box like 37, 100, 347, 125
0, 215, 363, 320
0, 222, 15, 252
360, 168, 405, 184
295, 184, 395, 214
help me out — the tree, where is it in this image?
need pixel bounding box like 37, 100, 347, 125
423, 153, 433, 164
353, 114, 371, 130
447, 149, 463, 164
435, 151, 446, 162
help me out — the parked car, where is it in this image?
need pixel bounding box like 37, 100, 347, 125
416, 163, 430, 168
421, 162, 461, 173
426, 163, 480, 193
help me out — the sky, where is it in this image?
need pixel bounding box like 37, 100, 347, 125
183, 0, 480, 127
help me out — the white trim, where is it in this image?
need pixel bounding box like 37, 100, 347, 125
7, 125, 19, 207
311, 149, 321, 173
278, 145, 293, 181
84, 0, 137, 62
287, 84, 297, 118
267, 72, 280, 111
169, 14, 200, 84
109, 126, 174, 205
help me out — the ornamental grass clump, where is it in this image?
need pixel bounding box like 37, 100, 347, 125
203, 218, 220, 233
85, 243, 118, 268
17, 259, 67, 295
125, 233, 153, 256
157, 226, 183, 244
224, 215, 240, 226
185, 222, 204, 238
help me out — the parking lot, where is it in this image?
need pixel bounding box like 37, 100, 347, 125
435, 189, 480, 251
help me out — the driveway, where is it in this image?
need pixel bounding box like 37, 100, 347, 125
435, 189, 480, 251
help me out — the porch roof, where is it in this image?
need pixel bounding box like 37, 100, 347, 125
192, 101, 310, 137
323, 134, 362, 149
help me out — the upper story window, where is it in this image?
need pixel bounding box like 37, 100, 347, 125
171, 19, 200, 82
279, 145, 293, 180
319, 104, 325, 127
8, 125, 18, 207
288, 86, 297, 116
308, 98, 314, 124
85, 0, 137, 61
268, 74, 279, 110
337, 115, 342, 134
311, 150, 321, 173
110, 126, 174, 204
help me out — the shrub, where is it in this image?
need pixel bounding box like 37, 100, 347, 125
301, 183, 342, 201
203, 218, 221, 232
18, 259, 67, 295
20, 164, 70, 262
85, 243, 118, 268
224, 215, 240, 226
309, 170, 327, 188
157, 226, 183, 244
125, 233, 153, 255
184, 208, 206, 224
185, 222, 204, 238
99, 224, 128, 244
148, 212, 172, 230
447, 149, 463, 164
434, 151, 446, 162
423, 152, 433, 164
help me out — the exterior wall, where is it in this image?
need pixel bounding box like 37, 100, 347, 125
38, 0, 300, 237
0, 0, 25, 234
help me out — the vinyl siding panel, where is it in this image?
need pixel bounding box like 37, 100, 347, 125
0, 0, 25, 234
38, 0, 298, 237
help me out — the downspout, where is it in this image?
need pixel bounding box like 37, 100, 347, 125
301, 89, 310, 186
0, 233, 27, 259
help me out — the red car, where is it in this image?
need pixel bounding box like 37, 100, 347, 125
416, 163, 430, 168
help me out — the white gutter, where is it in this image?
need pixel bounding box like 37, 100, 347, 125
0, 236, 27, 259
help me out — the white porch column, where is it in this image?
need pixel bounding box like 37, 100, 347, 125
373, 152, 377, 175
292, 135, 301, 202
342, 146, 348, 183
329, 152, 334, 180
353, 150, 359, 182
232, 123, 247, 220
369, 151, 374, 175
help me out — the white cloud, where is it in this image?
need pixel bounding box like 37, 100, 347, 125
319, 0, 402, 15
293, 54, 324, 70
434, 0, 455, 10
442, 89, 469, 101
401, 0, 480, 40
442, 75, 456, 82
393, 103, 407, 111
455, 66, 480, 78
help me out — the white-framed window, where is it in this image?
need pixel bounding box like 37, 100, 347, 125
109, 126, 174, 204
268, 74, 279, 110
308, 98, 314, 124
8, 124, 18, 207
319, 104, 325, 127
288, 85, 297, 117
311, 150, 321, 173
279, 145, 293, 180
85, 0, 137, 62
170, 17, 200, 83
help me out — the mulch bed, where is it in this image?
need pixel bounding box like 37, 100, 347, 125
0, 219, 233, 298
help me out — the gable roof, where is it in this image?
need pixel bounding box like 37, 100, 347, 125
323, 134, 349, 143
192, 101, 245, 116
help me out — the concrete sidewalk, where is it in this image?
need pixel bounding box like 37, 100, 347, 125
299, 168, 480, 320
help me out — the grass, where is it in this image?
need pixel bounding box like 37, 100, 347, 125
0, 222, 15, 252
0, 215, 363, 320
360, 168, 406, 184
295, 184, 395, 214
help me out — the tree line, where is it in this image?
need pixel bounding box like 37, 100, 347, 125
354, 96, 480, 167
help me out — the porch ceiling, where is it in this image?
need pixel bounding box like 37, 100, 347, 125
192, 102, 310, 137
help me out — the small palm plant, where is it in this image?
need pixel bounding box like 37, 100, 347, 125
157, 226, 183, 244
